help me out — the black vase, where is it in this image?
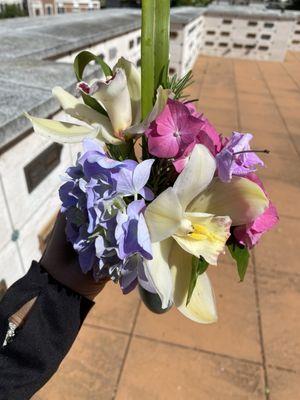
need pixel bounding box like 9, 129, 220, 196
138, 285, 172, 314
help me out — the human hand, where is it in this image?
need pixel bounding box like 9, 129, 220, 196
7, 212, 106, 338
40, 211, 107, 301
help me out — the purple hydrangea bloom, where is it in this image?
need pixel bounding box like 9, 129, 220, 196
216, 132, 264, 182
59, 138, 155, 294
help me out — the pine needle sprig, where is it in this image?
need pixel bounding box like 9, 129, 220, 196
166, 70, 194, 99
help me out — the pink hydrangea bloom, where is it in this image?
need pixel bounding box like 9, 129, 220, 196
146, 99, 222, 172
185, 102, 223, 153
146, 99, 203, 158
234, 173, 279, 248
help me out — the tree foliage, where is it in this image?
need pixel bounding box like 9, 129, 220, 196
0, 4, 28, 19
172, 0, 213, 6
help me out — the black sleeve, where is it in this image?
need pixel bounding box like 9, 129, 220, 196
0, 261, 94, 400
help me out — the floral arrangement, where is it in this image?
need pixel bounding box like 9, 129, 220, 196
26, 1, 278, 323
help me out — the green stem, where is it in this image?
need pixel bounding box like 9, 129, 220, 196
141, 0, 170, 160
141, 0, 155, 120
154, 0, 170, 90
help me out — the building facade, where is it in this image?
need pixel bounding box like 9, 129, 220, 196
200, 4, 300, 60
27, 0, 100, 16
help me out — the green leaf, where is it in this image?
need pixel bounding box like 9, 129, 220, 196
107, 141, 136, 162
81, 92, 108, 115
186, 256, 209, 306
73, 50, 112, 81
227, 237, 250, 281
166, 70, 194, 99
73, 51, 110, 117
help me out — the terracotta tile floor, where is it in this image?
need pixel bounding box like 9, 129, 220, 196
34, 53, 300, 400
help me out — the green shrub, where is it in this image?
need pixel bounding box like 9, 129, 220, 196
0, 3, 28, 19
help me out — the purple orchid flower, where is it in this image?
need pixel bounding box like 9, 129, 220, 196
73, 226, 97, 273
119, 253, 158, 295
216, 132, 264, 183
114, 159, 155, 200
115, 199, 152, 261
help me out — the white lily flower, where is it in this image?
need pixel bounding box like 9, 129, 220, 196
144, 144, 269, 323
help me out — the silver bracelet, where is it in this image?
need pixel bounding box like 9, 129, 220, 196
2, 321, 17, 347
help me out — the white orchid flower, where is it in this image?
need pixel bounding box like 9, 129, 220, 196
25, 86, 120, 144
26, 57, 171, 145
144, 144, 269, 323
84, 68, 133, 136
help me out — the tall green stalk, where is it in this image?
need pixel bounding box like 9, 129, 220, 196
154, 0, 170, 91
141, 0, 170, 160
141, 0, 155, 120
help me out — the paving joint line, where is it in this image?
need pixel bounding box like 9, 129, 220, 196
276, 213, 300, 222
0, 174, 26, 273
112, 300, 141, 400
256, 61, 300, 159
133, 333, 263, 367
267, 364, 297, 374
231, 59, 242, 130
194, 57, 211, 97
281, 62, 300, 92
252, 250, 270, 400
233, 60, 270, 399
84, 320, 263, 369
84, 322, 129, 337
85, 319, 298, 375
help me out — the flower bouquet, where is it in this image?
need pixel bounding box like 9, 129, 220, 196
26, 1, 278, 323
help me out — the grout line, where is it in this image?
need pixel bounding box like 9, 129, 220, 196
0, 79, 52, 93
267, 364, 297, 374
280, 63, 300, 92
0, 174, 26, 273
193, 58, 210, 100
133, 334, 263, 367
231, 59, 242, 130
84, 322, 129, 337
233, 60, 270, 399
276, 213, 300, 222
0, 174, 16, 233
256, 62, 300, 159
112, 300, 141, 400
252, 250, 270, 400
84, 319, 298, 376
86, 318, 263, 368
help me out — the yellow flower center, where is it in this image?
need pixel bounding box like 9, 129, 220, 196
189, 224, 221, 242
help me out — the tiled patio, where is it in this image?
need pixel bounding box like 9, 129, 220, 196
34, 53, 300, 400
